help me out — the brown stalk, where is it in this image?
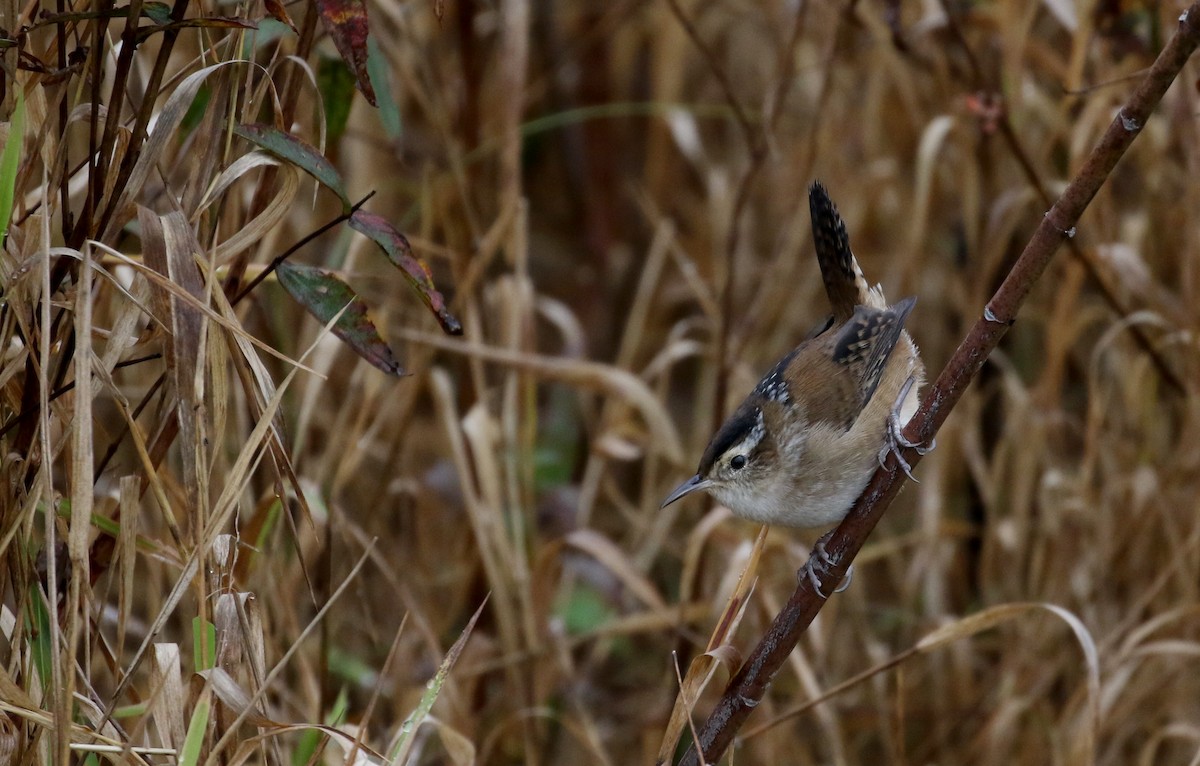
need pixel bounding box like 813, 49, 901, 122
935, 0, 1188, 395
76, 0, 116, 248
678, 5, 1200, 763
18, 0, 191, 466
94, 0, 194, 240
662, 0, 806, 422
87, 0, 145, 241
661, 0, 762, 423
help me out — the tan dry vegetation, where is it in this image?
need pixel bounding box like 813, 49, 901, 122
1, 0, 1199, 763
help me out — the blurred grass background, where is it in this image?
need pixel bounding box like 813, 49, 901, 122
2, 0, 1200, 763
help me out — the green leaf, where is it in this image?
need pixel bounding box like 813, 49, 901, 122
276, 261, 404, 377
327, 647, 378, 686
234, 123, 350, 208
367, 36, 402, 141
293, 688, 348, 766
244, 18, 295, 56
318, 56, 356, 145
25, 580, 52, 693
0, 88, 25, 249
555, 583, 614, 635
534, 387, 581, 490
54, 496, 169, 558
141, 2, 172, 24
251, 497, 282, 554
192, 617, 216, 670
180, 84, 211, 137
178, 694, 211, 766
349, 210, 462, 335
112, 702, 148, 718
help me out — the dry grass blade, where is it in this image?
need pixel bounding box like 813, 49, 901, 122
92, 243, 321, 371
748, 602, 1101, 755
207, 162, 300, 263
202, 666, 276, 728
5, 0, 1200, 763
141, 209, 208, 521
657, 525, 766, 764
916, 602, 1101, 756
402, 330, 683, 462
101, 61, 263, 241
150, 644, 186, 753
105, 299, 322, 715
206, 542, 377, 763
670, 652, 708, 766
65, 248, 95, 715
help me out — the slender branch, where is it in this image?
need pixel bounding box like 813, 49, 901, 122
679, 6, 1200, 763
662, 0, 758, 151
230, 191, 376, 306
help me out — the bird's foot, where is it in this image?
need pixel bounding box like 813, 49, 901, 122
877, 374, 935, 482
798, 531, 853, 598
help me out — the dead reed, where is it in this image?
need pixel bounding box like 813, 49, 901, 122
1, 0, 1198, 764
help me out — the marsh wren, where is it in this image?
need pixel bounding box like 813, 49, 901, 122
662, 182, 926, 592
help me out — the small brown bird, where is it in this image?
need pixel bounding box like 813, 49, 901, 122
662, 182, 927, 592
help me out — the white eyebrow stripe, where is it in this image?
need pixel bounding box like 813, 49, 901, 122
731, 409, 766, 455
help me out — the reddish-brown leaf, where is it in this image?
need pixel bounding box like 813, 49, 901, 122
262, 0, 297, 32
276, 262, 404, 376
349, 211, 462, 335
234, 124, 350, 208
315, 0, 376, 106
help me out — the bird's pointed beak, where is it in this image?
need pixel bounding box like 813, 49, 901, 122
660, 474, 712, 509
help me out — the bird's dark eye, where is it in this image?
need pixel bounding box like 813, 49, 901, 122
730, 454, 747, 470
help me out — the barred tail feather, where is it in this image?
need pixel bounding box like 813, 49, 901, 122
809, 181, 878, 318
